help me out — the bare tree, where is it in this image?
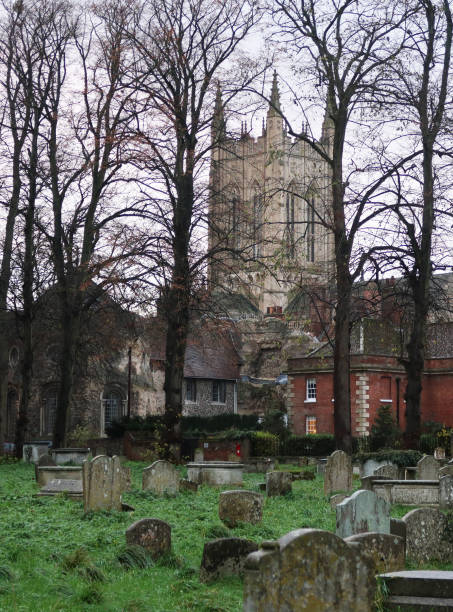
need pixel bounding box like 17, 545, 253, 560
126, 0, 262, 442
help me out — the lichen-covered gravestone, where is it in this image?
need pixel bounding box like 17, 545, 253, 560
199, 538, 257, 583
416, 455, 439, 480
440, 475, 453, 510
324, 450, 352, 497
219, 490, 263, 527
344, 533, 405, 573
403, 507, 453, 563
243, 528, 375, 612
126, 518, 171, 559
82, 455, 122, 512
336, 490, 390, 538
265, 471, 292, 497
142, 460, 179, 496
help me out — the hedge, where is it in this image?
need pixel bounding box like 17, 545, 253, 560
280, 434, 335, 457
251, 431, 280, 456
354, 449, 422, 467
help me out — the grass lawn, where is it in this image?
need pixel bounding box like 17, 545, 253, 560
0, 462, 447, 611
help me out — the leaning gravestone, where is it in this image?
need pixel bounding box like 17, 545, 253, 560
243, 528, 375, 611
374, 464, 399, 479
142, 460, 179, 496
265, 471, 292, 497
82, 455, 122, 512
199, 538, 258, 583
439, 475, 453, 510
126, 518, 171, 559
403, 507, 453, 563
416, 455, 439, 480
344, 533, 405, 573
324, 450, 352, 497
219, 490, 263, 527
336, 490, 390, 539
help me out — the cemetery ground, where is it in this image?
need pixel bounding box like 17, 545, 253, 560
0, 462, 449, 612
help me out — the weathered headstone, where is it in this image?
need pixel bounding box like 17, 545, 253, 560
121, 465, 131, 492
344, 533, 405, 573
390, 518, 406, 549
374, 464, 399, 479
439, 475, 453, 510
330, 493, 348, 509
434, 447, 446, 461
439, 465, 453, 477
82, 455, 122, 512
336, 490, 390, 538
403, 507, 453, 563
219, 490, 263, 527
243, 528, 375, 611
194, 448, 204, 462
200, 538, 258, 583
416, 455, 439, 480
265, 471, 292, 497
142, 460, 179, 496
324, 450, 352, 497
125, 518, 171, 559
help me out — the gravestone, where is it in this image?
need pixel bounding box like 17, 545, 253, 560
126, 518, 171, 559
180, 479, 198, 492
330, 493, 348, 509
34, 453, 56, 481
336, 490, 390, 538
199, 538, 257, 583
416, 455, 439, 480
439, 465, 453, 477
243, 528, 375, 611
434, 447, 446, 460
344, 533, 405, 573
121, 466, 131, 492
265, 471, 292, 497
142, 460, 179, 496
439, 475, 453, 510
403, 507, 453, 563
374, 464, 399, 479
324, 450, 352, 497
194, 448, 204, 462
219, 490, 263, 527
82, 455, 122, 512
390, 518, 407, 556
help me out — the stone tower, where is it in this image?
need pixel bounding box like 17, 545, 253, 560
208, 73, 335, 314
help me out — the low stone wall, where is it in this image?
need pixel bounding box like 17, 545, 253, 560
371, 480, 439, 505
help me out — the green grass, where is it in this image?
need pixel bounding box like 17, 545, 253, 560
0, 461, 336, 612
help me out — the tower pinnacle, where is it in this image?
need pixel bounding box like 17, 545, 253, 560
268, 70, 281, 117
212, 82, 226, 141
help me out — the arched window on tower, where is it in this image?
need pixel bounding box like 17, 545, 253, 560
101, 387, 126, 436
307, 196, 316, 263
41, 386, 58, 436
286, 183, 296, 258
252, 185, 263, 258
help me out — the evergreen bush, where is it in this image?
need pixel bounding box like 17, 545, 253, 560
251, 431, 279, 456
369, 405, 401, 451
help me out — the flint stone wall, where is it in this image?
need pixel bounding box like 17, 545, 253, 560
200, 538, 257, 583
243, 528, 375, 612
324, 450, 352, 496
219, 490, 263, 527
336, 490, 390, 539
142, 460, 179, 496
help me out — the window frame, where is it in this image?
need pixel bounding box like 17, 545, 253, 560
101, 387, 126, 436
305, 377, 317, 402
306, 415, 317, 434
185, 378, 197, 403
212, 380, 226, 404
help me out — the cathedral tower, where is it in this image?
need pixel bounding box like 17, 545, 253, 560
208, 74, 335, 314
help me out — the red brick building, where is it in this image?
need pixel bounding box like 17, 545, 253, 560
287, 320, 453, 436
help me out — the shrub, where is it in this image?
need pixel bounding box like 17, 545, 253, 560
369, 405, 401, 451
355, 449, 422, 467
419, 433, 438, 455
251, 431, 279, 456
280, 434, 335, 457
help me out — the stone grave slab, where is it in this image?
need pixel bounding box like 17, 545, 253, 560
345, 532, 405, 573
243, 528, 375, 611
38, 478, 83, 500
200, 537, 257, 583
265, 471, 292, 497
336, 489, 390, 538
416, 455, 439, 480
142, 460, 179, 496
324, 450, 352, 496
126, 518, 171, 559
219, 490, 263, 527
403, 507, 453, 563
